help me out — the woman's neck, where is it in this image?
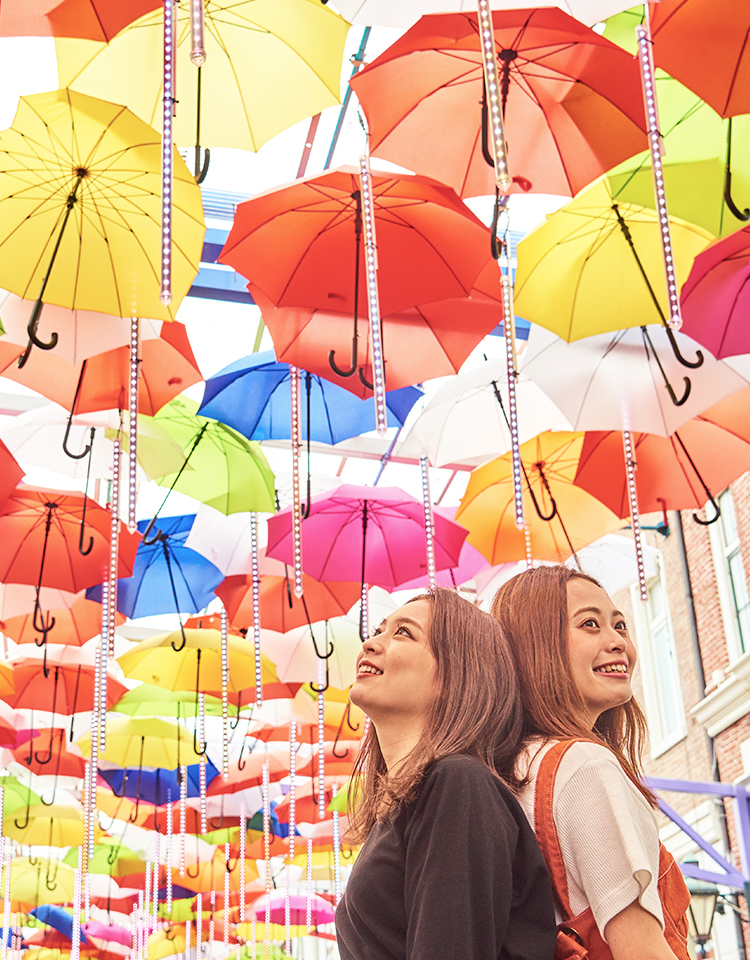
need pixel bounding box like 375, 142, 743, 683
373, 718, 425, 773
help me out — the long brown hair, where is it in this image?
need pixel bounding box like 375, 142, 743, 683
347, 587, 524, 842
490, 565, 654, 802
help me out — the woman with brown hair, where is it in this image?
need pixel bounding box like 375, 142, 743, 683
491, 566, 691, 960
335, 587, 556, 960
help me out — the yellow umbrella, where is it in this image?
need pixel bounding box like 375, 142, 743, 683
77, 716, 194, 768
513, 178, 713, 342
6, 857, 76, 910
455, 431, 623, 565
0, 659, 14, 696
0, 88, 204, 337
55, 0, 350, 160
147, 929, 187, 959
3, 804, 84, 847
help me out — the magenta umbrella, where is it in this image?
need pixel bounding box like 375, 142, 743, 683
81, 921, 131, 947
253, 891, 335, 927
680, 225, 750, 358
266, 484, 468, 592
394, 506, 488, 590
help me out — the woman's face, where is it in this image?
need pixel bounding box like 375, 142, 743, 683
566, 578, 637, 729
350, 599, 438, 731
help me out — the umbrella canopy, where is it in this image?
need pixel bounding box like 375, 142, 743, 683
520, 324, 750, 437
4, 803, 84, 846
206, 749, 291, 796
0, 88, 203, 324
87, 514, 223, 619
394, 507, 490, 590
219, 166, 493, 319
455, 431, 623, 563
29, 905, 86, 944
350, 8, 647, 199
8, 857, 77, 909
0, 439, 23, 512
253, 891, 334, 927
650, 0, 750, 119
12, 728, 87, 778
2, 597, 121, 646
56, 0, 349, 154
680, 225, 750, 359
0, 485, 140, 592
266, 483, 468, 590
216, 572, 361, 634
0, 584, 79, 622
3, 660, 127, 713
260, 618, 363, 689
198, 351, 422, 443
147, 397, 276, 515
78, 717, 195, 768
111, 685, 228, 719
335, 0, 636, 28
99, 758, 220, 805
514, 178, 714, 341
66, 840, 145, 879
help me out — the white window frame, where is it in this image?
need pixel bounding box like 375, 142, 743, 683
630, 556, 686, 757
708, 488, 750, 664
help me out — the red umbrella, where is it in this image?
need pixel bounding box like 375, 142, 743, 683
217, 572, 361, 634
219, 166, 492, 320
2, 660, 128, 713
2, 321, 201, 415
680, 225, 750, 359
2, 597, 124, 646
273, 775, 349, 824
12, 727, 87, 778
0, 1, 159, 40
349, 8, 647, 199
206, 750, 291, 797
651, 0, 750, 119
296, 741, 361, 778
0, 438, 24, 513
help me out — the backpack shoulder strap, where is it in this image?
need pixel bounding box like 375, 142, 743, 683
533, 739, 585, 921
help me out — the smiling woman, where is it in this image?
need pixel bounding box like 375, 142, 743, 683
335, 588, 557, 960
491, 567, 691, 960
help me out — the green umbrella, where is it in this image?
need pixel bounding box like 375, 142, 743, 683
0, 776, 42, 816
604, 12, 750, 237
64, 838, 145, 877
112, 684, 228, 719
145, 397, 276, 515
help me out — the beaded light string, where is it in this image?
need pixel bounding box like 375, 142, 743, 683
209, 891, 215, 960
199, 760, 207, 836
250, 919, 257, 959
1, 850, 9, 960
185, 916, 191, 960
251, 513, 263, 706
290, 365, 304, 599
284, 864, 291, 957
160, 0, 176, 305
190, 0, 206, 64
152, 832, 160, 929
623, 430, 648, 601
196, 892, 203, 955
221, 606, 229, 779
288, 720, 297, 858
359, 154, 388, 436
524, 520, 533, 569
224, 844, 230, 949
71, 846, 82, 960
500, 232, 524, 530
136, 889, 144, 960
166, 792, 173, 913
179, 764, 187, 876
360, 584, 369, 641
83, 856, 91, 922
419, 457, 437, 589
477, 0, 511, 191
317, 659, 326, 819
332, 784, 341, 906
262, 762, 271, 959
239, 813, 246, 921
128, 318, 139, 531
636, 17, 682, 331
305, 838, 313, 931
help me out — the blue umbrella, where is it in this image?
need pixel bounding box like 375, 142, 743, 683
198, 351, 422, 444
99, 757, 220, 805
87, 515, 223, 619
29, 904, 87, 943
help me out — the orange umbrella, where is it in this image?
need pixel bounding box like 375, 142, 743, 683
455, 431, 623, 564
2, 660, 127, 713
217, 572, 360, 634
2, 597, 124, 646
0, 1, 160, 40
296, 741, 361, 779
349, 8, 647, 199
273, 775, 349, 824
12, 727, 87, 778
207, 750, 291, 798
2, 321, 201, 415
0, 439, 23, 515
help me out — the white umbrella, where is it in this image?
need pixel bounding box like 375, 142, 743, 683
398, 358, 569, 467
520, 324, 750, 437
333, 1, 641, 29
261, 618, 362, 690
0, 584, 81, 622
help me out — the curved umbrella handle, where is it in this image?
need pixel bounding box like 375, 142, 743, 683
14, 803, 30, 830
664, 326, 704, 370
62, 414, 91, 461
329, 343, 358, 379
229, 690, 243, 731
194, 146, 211, 185
309, 659, 329, 694
527, 473, 558, 522
237, 736, 247, 771
725, 117, 750, 222
664, 375, 692, 407
357, 367, 374, 390
694, 494, 721, 526
185, 860, 201, 879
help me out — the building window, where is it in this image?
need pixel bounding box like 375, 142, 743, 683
708, 488, 750, 661
631, 563, 686, 756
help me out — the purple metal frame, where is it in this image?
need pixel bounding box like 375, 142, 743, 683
647, 776, 750, 896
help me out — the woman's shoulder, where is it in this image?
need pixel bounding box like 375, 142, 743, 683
420, 754, 517, 801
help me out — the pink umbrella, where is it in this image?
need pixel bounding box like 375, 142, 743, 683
680, 225, 750, 358
82, 921, 131, 948
394, 506, 489, 590
253, 891, 335, 927
266, 484, 468, 592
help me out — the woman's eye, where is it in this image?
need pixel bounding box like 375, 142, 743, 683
615, 621, 629, 632
582, 618, 597, 628
396, 625, 412, 638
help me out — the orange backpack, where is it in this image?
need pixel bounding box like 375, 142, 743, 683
533, 739, 691, 960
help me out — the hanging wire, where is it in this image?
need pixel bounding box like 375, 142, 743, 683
420, 457, 437, 589
623, 430, 648, 601
360, 584, 369, 642
499, 229, 524, 530
199, 756, 207, 836
636, 15, 681, 331
359, 154, 388, 436
160, 0, 176, 305
185, 915, 191, 960
251, 513, 263, 706
477, 0, 511, 191
221, 606, 229, 779
290, 366, 304, 599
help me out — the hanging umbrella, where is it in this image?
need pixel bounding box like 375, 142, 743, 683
11, 728, 87, 779
28, 905, 87, 944
0, 87, 204, 363
261, 617, 373, 689
216, 572, 361, 634
111, 685, 228, 719
87, 514, 223, 620
1, 1, 161, 40
398, 356, 568, 467
253, 891, 334, 927
98, 758, 220, 806
206, 750, 291, 797
182, 513, 307, 578
2, 596, 122, 646
349, 9, 647, 200
55, 0, 349, 157
514, 178, 714, 342
272, 776, 349, 824
146, 397, 276, 515
680, 225, 750, 359
78, 716, 195, 769
81, 921, 130, 948
8, 857, 77, 910
393, 507, 490, 590
455, 431, 623, 564
0, 439, 23, 512
65, 840, 145, 879
2, 660, 127, 714
4, 803, 84, 846
218, 166, 493, 321
198, 351, 422, 443
0, 584, 79, 623
650, 0, 750, 119
520, 324, 750, 436
266, 484, 468, 590
243, 279, 505, 397
335, 1, 636, 28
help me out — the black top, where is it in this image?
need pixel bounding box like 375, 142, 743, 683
335, 754, 556, 960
